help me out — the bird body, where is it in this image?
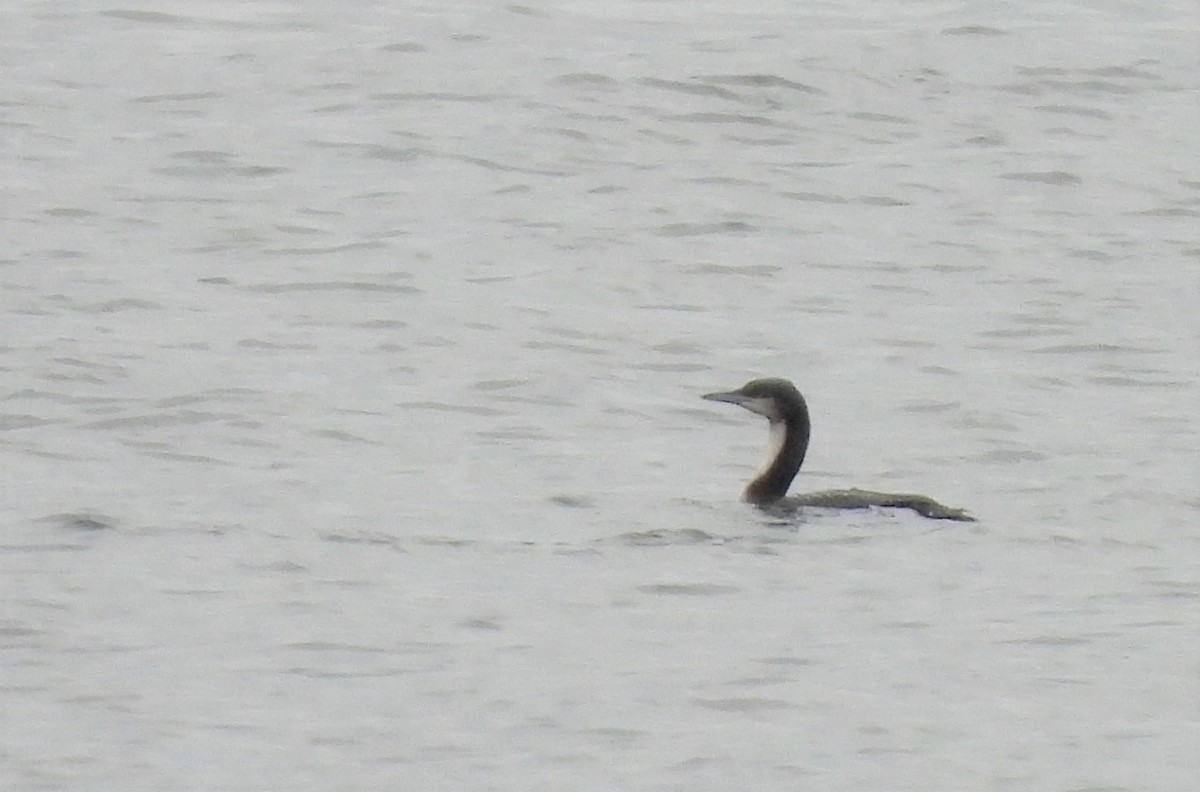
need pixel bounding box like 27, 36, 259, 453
703, 378, 974, 521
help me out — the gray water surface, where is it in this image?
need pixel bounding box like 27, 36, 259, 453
3, 2, 1198, 790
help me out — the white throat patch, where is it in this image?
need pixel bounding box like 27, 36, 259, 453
754, 420, 788, 481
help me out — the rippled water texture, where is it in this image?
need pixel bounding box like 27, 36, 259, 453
3, 2, 1198, 790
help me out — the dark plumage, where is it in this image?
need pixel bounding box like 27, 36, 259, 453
704, 378, 974, 521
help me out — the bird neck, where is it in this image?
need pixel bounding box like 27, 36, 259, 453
743, 412, 810, 505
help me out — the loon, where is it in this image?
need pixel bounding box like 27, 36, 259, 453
703, 377, 975, 521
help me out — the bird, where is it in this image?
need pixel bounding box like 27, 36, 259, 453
703, 377, 975, 521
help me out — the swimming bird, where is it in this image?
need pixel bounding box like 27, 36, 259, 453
703, 377, 974, 521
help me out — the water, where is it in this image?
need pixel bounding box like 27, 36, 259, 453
3, 2, 1198, 789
